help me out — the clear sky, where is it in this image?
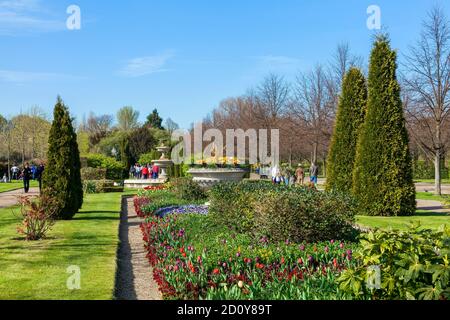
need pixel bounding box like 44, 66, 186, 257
0, 0, 449, 129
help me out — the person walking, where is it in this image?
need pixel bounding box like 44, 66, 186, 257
129, 165, 136, 179
35, 163, 45, 193
296, 165, 305, 185
11, 165, 19, 180
142, 165, 149, 180
310, 162, 319, 186
152, 164, 159, 179
22, 163, 32, 193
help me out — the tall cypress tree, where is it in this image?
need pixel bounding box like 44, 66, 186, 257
353, 35, 416, 216
326, 68, 367, 192
43, 97, 83, 220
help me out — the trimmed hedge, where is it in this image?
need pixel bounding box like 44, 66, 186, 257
208, 181, 357, 243
81, 154, 127, 180
81, 167, 107, 181
82, 180, 124, 194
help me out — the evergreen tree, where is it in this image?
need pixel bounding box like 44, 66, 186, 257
326, 68, 367, 192
145, 109, 164, 129
43, 97, 83, 220
353, 35, 416, 216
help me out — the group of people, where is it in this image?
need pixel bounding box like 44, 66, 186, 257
269, 163, 319, 186
1, 162, 45, 193
129, 163, 160, 180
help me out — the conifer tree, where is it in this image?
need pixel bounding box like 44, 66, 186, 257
326, 68, 367, 192
43, 97, 83, 220
353, 35, 416, 216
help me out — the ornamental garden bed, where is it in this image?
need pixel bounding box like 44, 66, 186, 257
134, 181, 450, 300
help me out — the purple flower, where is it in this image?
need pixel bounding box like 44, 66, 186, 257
236, 252, 241, 258
330, 240, 335, 244
324, 246, 329, 253
299, 245, 305, 251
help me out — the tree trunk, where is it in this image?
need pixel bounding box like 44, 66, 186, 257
435, 122, 442, 195
435, 149, 442, 195
312, 142, 318, 164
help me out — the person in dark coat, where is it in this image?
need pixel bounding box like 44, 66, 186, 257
22, 163, 32, 193
35, 164, 45, 193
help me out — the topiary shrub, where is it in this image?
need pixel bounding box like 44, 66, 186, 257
209, 181, 357, 242
42, 97, 83, 220
352, 35, 416, 216
171, 178, 207, 201
326, 68, 367, 193
253, 189, 357, 243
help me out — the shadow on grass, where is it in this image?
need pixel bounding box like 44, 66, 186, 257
414, 211, 450, 217
77, 211, 120, 215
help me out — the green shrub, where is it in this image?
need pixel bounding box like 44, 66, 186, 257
81, 167, 107, 181
82, 180, 123, 194
413, 160, 449, 180
172, 178, 207, 201
209, 181, 357, 242
81, 154, 127, 180
43, 97, 83, 220
352, 35, 416, 216
338, 224, 450, 300
326, 68, 367, 192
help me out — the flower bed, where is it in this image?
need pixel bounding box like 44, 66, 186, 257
141, 213, 358, 300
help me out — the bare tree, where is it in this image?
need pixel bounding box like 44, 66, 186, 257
330, 43, 364, 85
86, 113, 113, 147
403, 6, 450, 195
294, 65, 336, 164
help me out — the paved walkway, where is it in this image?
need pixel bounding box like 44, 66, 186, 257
0, 188, 39, 209
416, 199, 450, 213
114, 197, 161, 300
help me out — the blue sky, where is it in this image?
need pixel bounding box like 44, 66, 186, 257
0, 0, 449, 129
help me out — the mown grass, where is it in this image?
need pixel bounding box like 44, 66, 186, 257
0, 181, 38, 193
356, 211, 449, 231
0, 192, 133, 300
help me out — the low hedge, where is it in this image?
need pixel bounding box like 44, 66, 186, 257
81, 154, 127, 180
81, 167, 107, 181
83, 180, 124, 194
209, 181, 357, 243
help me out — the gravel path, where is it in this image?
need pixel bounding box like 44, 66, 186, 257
114, 197, 162, 300
0, 188, 39, 209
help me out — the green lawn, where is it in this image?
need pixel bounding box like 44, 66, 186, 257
0, 192, 132, 300
356, 211, 450, 231
416, 191, 449, 202
0, 181, 38, 193
414, 179, 450, 184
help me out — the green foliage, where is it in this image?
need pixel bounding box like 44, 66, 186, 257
352, 35, 416, 216
209, 181, 357, 242
82, 180, 123, 194
81, 167, 107, 180
145, 109, 164, 129
82, 153, 127, 180
76, 131, 90, 154
337, 224, 450, 300
327, 68, 367, 192
128, 127, 157, 164
413, 159, 449, 180
138, 151, 160, 165
116, 106, 139, 132
172, 178, 207, 201
42, 97, 83, 220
